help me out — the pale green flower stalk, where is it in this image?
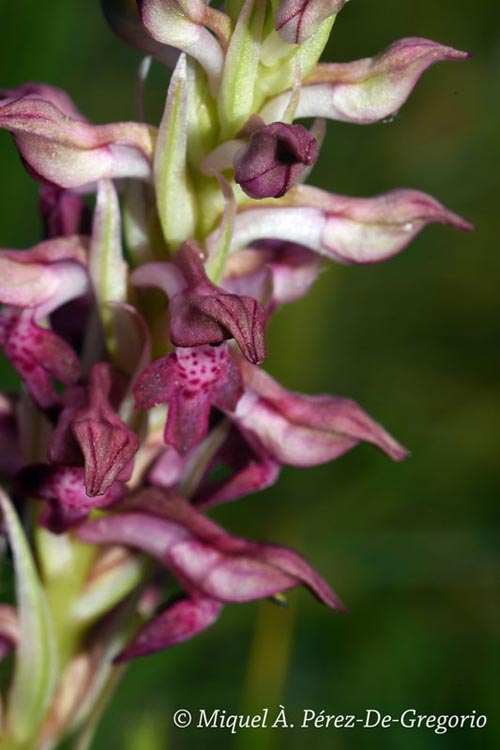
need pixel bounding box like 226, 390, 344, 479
0, 2, 471, 747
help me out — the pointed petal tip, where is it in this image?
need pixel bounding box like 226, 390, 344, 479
366, 429, 409, 463
447, 212, 475, 233
367, 420, 409, 462
248, 346, 267, 366
416, 195, 473, 233
333, 595, 349, 615
315, 583, 347, 613
269, 36, 472, 126
387, 190, 473, 232
400, 37, 471, 60
390, 443, 410, 463
452, 48, 472, 61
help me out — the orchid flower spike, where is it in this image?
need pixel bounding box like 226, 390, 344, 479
0, 1, 472, 743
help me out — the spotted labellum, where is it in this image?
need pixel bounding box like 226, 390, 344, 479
0, 2, 471, 748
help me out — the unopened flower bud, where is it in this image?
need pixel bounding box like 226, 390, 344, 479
234, 122, 318, 200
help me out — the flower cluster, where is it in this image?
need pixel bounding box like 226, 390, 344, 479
0, 2, 470, 747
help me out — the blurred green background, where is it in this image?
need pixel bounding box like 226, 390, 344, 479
0, 1, 499, 748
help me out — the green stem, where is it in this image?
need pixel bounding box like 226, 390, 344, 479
35, 523, 96, 669
71, 665, 126, 750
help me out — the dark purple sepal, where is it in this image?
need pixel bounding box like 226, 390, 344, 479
168, 537, 344, 609
71, 363, 139, 496
114, 596, 223, 662
0, 82, 86, 119
134, 344, 243, 452
0, 86, 154, 189
170, 242, 267, 364
234, 122, 318, 199
148, 445, 186, 488
171, 294, 267, 365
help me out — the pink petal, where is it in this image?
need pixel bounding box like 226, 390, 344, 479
0, 91, 155, 189
253, 542, 345, 609
261, 37, 470, 123
77, 511, 192, 558
114, 596, 223, 662
223, 241, 322, 306
149, 446, 186, 488
0, 311, 81, 410
168, 533, 343, 609
230, 356, 408, 466
121, 488, 232, 543
0, 236, 87, 309
194, 427, 281, 508
81, 491, 342, 610
131, 260, 186, 298
0, 82, 86, 119
225, 185, 472, 264
138, 0, 226, 91
0, 257, 59, 308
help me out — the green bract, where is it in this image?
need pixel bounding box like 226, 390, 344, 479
0, 491, 58, 749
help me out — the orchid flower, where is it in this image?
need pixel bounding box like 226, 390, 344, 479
131, 240, 267, 362
259, 37, 470, 123
77, 489, 344, 659
0, 237, 87, 409
228, 352, 408, 466
0, 2, 471, 747
0, 83, 155, 190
